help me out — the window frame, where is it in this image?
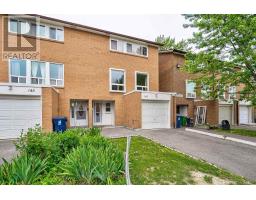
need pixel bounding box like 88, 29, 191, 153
135, 71, 149, 91
110, 39, 118, 51
109, 38, 148, 58
228, 86, 237, 100
30, 61, 46, 85
49, 62, 65, 87
8, 59, 64, 88
109, 68, 126, 93
9, 59, 27, 84
8, 18, 64, 42
186, 79, 196, 99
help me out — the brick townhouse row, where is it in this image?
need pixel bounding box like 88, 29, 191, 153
0, 14, 254, 139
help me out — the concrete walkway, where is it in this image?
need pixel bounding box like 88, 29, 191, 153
102, 127, 256, 181
0, 139, 18, 165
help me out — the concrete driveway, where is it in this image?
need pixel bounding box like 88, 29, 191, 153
0, 139, 17, 165
102, 127, 256, 181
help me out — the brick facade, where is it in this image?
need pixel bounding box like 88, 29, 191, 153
0, 15, 159, 130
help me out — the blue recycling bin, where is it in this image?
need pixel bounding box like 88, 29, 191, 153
52, 117, 67, 132
176, 116, 182, 128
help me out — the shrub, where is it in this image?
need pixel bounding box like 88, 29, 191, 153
0, 154, 48, 185
59, 137, 124, 184
15, 126, 62, 166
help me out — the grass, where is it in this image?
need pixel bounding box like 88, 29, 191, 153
112, 136, 250, 185
216, 128, 256, 137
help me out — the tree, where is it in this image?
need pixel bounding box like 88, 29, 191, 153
183, 14, 256, 104
155, 35, 189, 51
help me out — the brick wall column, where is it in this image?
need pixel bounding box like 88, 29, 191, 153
172, 96, 177, 128
88, 99, 93, 128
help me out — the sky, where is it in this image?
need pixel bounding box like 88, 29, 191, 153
45, 14, 194, 42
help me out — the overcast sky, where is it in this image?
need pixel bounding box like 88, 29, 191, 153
45, 14, 194, 42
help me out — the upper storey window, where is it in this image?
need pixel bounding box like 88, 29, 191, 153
110, 38, 148, 57
8, 18, 64, 42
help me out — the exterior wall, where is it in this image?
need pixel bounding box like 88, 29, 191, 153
42, 87, 59, 132
123, 92, 141, 129
0, 15, 9, 83
194, 100, 219, 125
0, 15, 159, 129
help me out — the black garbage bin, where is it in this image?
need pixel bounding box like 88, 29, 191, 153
221, 120, 230, 130
52, 117, 67, 132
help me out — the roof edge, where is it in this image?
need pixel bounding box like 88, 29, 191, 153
159, 49, 187, 56
26, 14, 161, 47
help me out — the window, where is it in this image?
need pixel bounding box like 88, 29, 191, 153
10, 19, 18, 32
110, 69, 125, 92
229, 86, 236, 100
111, 40, 118, 50
136, 72, 148, 91
39, 25, 46, 37
110, 38, 148, 57
186, 80, 196, 98
106, 103, 111, 112
29, 23, 37, 36
50, 63, 64, 86
142, 47, 147, 56
127, 43, 132, 53
10, 59, 27, 83
8, 18, 64, 41
49, 27, 57, 39
56, 29, 64, 41
31, 61, 46, 85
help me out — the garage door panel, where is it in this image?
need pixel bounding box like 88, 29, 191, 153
239, 106, 250, 124
219, 105, 232, 124
142, 100, 170, 129
0, 97, 42, 139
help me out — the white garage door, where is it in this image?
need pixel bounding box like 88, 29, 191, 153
239, 106, 250, 124
0, 96, 42, 139
219, 105, 232, 124
142, 100, 170, 129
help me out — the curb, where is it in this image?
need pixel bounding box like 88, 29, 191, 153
185, 128, 256, 147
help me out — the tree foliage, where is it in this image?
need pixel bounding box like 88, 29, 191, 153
155, 35, 189, 51
183, 14, 256, 104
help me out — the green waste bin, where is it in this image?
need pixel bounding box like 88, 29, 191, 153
181, 116, 187, 127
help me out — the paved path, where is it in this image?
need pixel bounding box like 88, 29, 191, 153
102, 127, 256, 181
0, 140, 17, 165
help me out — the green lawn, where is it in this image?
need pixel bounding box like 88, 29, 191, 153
216, 128, 256, 137
111, 136, 251, 185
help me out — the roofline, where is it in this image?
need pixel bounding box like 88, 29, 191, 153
23, 14, 161, 47
159, 49, 187, 56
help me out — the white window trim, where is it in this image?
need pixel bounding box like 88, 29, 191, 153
8, 59, 64, 88
228, 86, 237, 100
49, 62, 65, 87
109, 68, 126, 93
8, 17, 64, 42
110, 39, 119, 51
109, 38, 148, 58
135, 71, 149, 91
186, 79, 196, 99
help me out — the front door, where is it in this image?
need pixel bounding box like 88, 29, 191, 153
195, 106, 207, 125
94, 102, 102, 125
70, 101, 88, 127
93, 102, 114, 126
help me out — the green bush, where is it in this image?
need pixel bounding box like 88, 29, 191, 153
59, 137, 124, 184
15, 126, 62, 166
15, 126, 84, 166
0, 154, 48, 185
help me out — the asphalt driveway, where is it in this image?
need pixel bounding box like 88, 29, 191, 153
102, 127, 256, 181
0, 139, 17, 165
